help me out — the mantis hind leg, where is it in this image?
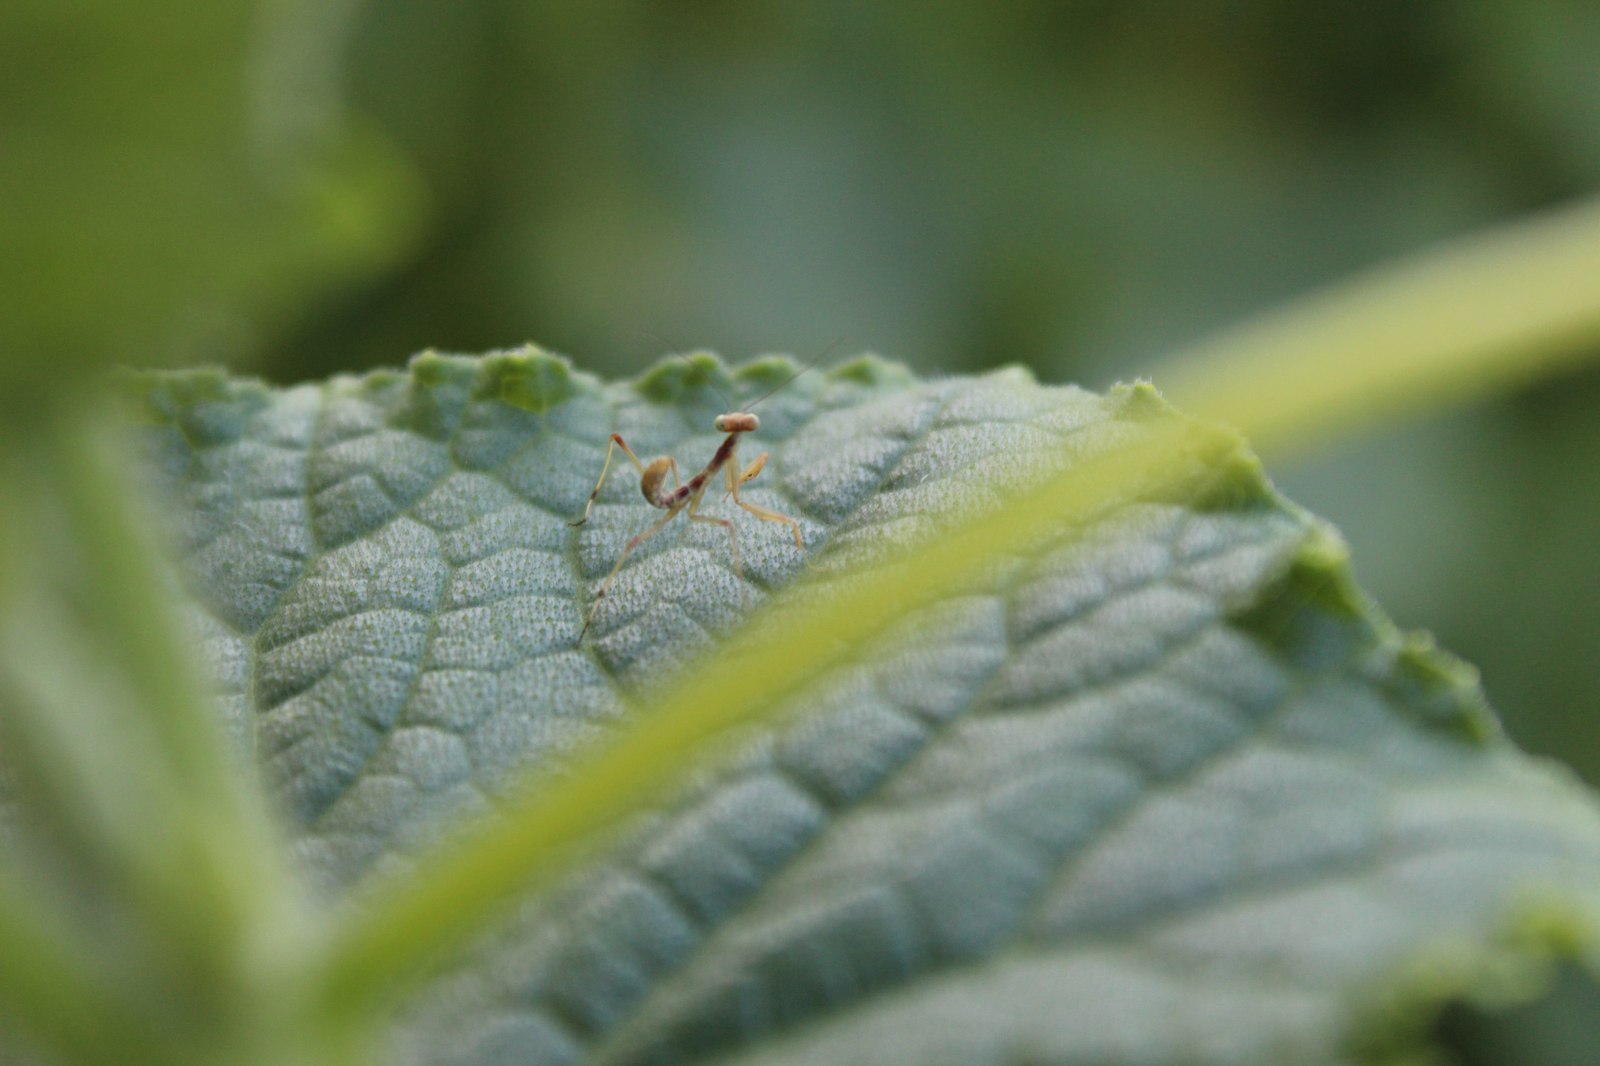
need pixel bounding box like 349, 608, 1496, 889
579, 505, 682, 640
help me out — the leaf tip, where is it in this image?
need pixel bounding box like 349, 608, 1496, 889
1108, 378, 1175, 419
734, 353, 806, 393
827, 353, 915, 389
636, 349, 733, 403
478, 344, 576, 414
1390, 631, 1499, 744
389, 351, 484, 438
1353, 893, 1600, 1066
117, 367, 265, 446
408, 349, 478, 389
1286, 526, 1404, 626
118, 366, 233, 413
1295, 523, 1352, 576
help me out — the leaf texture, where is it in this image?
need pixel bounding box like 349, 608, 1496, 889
134, 349, 1600, 1066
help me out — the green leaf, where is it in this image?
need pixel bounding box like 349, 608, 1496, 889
131, 348, 1600, 1065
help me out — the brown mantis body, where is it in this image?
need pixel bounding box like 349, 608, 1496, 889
571, 409, 803, 639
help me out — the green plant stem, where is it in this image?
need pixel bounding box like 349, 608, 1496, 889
0, 411, 314, 1058
1159, 192, 1600, 457
54, 410, 267, 836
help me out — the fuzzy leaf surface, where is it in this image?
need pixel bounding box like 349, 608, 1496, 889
135, 351, 1600, 1066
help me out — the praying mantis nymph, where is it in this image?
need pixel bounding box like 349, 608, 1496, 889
570, 362, 811, 640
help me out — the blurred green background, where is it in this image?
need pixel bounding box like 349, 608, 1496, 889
5, 0, 1600, 785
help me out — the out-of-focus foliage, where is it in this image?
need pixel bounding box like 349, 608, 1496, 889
277, 1, 1600, 382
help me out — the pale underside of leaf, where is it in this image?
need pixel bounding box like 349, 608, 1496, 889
133, 350, 1600, 1066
